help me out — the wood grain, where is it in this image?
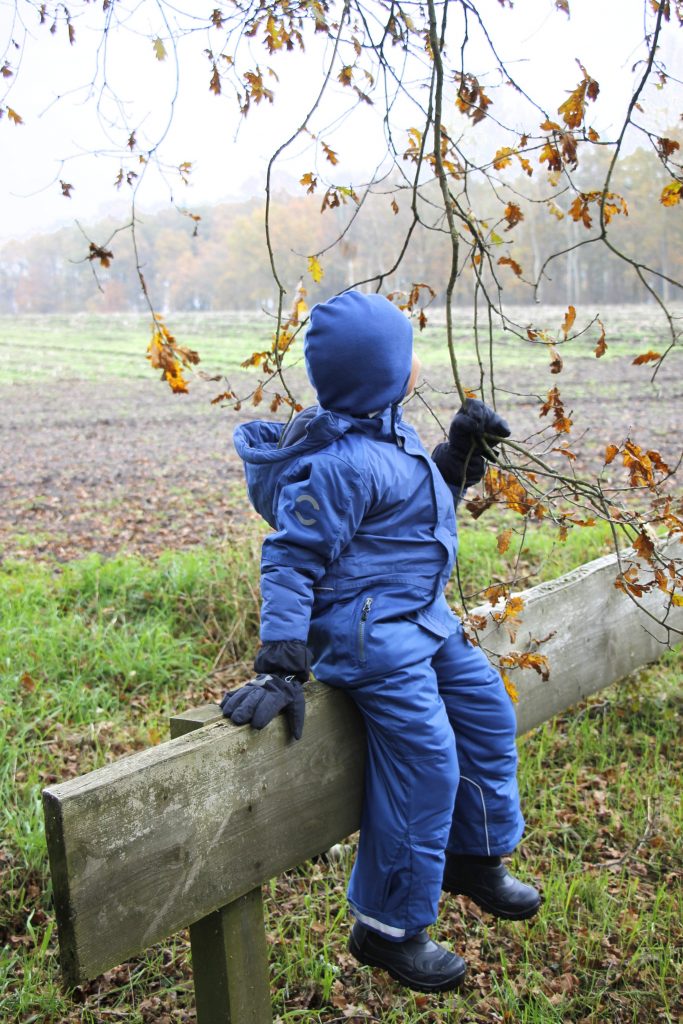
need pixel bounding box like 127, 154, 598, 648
43, 543, 682, 984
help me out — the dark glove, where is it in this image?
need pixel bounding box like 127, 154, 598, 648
432, 399, 511, 489
254, 639, 310, 682
220, 673, 305, 740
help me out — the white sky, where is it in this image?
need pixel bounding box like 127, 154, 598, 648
0, 0, 679, 242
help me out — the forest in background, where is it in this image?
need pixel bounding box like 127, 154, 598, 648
2, 143, 680, 315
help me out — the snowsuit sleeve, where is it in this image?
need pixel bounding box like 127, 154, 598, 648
259, 453, 370, 643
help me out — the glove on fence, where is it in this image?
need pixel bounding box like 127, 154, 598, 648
432, 399, 511, 490
220, 673, 305, 740
254, 639, 310, 682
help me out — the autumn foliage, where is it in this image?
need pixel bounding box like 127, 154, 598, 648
3, 0, 683, 661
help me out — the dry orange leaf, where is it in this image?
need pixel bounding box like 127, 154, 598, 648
632, 351, 661, 365
561, 305, 576, 338
660, 181, 682, 207
497, 529, 513, 554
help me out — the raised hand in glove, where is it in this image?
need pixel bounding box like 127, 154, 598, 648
220, 673, 305, 740
432, 398, 511, 490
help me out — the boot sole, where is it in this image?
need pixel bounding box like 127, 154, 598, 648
348, 934, 466, 993
447, 887, 541, 921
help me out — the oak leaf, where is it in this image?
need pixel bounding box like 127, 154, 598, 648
497, 529, 513, 554
558, 65, 599, 129
503, 202, 524, 230
553, 445, 576, 461
500, 651, 550, 681
561, 305, 576, 338
307, 255, 324, 283
594, 319, 607, 358
549, 347, 563, 374
493, 147, 514, 170
153, 37, 167, 61
300, 172, 317, 194
322, 142, 339, 166
660, 181, 681, 207
88, 243, 114, 268
502, 672, 519, 703
657, 137, 680, 159
539, 142, 562, 173
633, 530, 655, 563
497, 255, 523, 278
164, 360, 189, 394
540, 386, 572, 433
632, 351, 661, 365
455, 74, 492, 124
211, 390, 234, 405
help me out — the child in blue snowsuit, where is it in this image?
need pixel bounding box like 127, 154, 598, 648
223, 291, 540, 993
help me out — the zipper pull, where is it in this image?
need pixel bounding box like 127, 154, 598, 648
361, 597, 373, 620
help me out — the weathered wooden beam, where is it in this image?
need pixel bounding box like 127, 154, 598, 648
43, 544, 682, 987
480, 544, 682, 735
43, 685, 365, 986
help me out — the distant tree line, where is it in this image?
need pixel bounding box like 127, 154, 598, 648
0, 146, 679, 316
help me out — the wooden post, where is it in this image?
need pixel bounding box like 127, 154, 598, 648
171, 708, 272, 1024
170, 709, 273, 1024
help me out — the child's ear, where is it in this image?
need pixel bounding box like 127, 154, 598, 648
406, 353, 422, 395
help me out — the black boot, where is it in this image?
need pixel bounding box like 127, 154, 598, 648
349, 922, 466, 993
443, 854, 541, 920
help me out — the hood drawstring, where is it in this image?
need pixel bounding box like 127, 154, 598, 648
391, 403, 403, 448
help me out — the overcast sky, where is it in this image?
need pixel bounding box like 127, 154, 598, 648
1, 0, 679, 243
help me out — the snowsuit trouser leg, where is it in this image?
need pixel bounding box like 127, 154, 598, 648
432, 627, 525, 856
341, 625, 459, 941
333, 622, 524, 940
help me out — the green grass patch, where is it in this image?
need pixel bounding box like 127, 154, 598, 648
1, 530, 680, 1022
454, 515, 615, 605
0, 312, 272, 383
2, 306, 680, 385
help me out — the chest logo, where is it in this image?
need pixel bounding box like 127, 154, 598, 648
294, 494, 320, 526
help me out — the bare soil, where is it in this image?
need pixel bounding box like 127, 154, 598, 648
1, 355, 680, 562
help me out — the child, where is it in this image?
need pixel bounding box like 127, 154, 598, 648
223, 291, 540, 993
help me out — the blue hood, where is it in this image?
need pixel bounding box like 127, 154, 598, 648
304, 291, 413, 415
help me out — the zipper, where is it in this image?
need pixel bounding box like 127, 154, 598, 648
358, 596, 373, 662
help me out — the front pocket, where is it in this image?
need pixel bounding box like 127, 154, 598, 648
357, 596, 374, 664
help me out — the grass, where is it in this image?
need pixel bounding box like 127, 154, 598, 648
1, 523, 680, 1022
1, 305, 679, 384
0, 312, 273, 383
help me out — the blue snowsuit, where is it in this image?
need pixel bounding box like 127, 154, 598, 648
233, 291, 524, 941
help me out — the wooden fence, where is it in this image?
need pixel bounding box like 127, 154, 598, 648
42, 545, 681, 1023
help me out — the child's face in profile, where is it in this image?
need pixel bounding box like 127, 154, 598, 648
406, 352, 422, 396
